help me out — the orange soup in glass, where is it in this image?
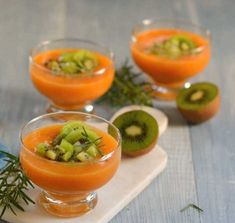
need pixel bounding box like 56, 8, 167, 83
30, 39, 114, 113
131, 19, 211, 100
20, 112, 121, 217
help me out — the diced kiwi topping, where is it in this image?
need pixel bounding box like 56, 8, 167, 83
147, 35, 199, 59
44, 50, 99, 75
35, 121, 104, 162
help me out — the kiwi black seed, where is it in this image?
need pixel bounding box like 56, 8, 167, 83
176, 82, 220, 124
111, 110, 159, 156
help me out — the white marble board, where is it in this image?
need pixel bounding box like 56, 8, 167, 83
3, 107, 168, 223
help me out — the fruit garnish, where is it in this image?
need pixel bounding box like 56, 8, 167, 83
44, 50, 99, 75
0, 150, 35, 217
111, 110, 159, 156
176, 82, 220, 123
148, 34, 199, 59
36, 121, 103, 162
110, 105, 168, 137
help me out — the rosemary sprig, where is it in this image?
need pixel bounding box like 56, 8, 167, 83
180, 203, 203, 213
99, 61, 154, 107
0, 150, 35, 218
81, 127, 104, 156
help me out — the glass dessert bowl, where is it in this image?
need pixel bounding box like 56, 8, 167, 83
29, 38, 115, 113
20, 112, 121, 217
131, 19, 211, 100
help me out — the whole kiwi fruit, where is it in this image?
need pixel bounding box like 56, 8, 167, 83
176, 82, 220, 124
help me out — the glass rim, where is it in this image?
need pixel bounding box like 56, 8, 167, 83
131, 18, 211, 50
132, 18, 211, 36
29, 38, 115, 77
20, 111, 121, 165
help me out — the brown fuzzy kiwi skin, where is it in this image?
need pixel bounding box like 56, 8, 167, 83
122, 136, 158, 157
177, 91, 220, 124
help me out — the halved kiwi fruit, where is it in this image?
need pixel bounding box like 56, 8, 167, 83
111, 110, 159, 156
176, 82, 220, 123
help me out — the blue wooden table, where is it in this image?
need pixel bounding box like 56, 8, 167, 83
0, 0, 234, 222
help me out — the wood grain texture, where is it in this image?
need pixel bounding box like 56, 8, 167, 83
0, 0, 233, 222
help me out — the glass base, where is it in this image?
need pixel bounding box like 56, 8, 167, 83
47, 103, 95, 114
148, 81, 190, 100
39, 191, 97, 218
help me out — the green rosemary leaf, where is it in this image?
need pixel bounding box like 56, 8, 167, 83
26, 178, 35, 188
19, 190, 35, 204
0, 150, 35, 217
0, 205, 7, 218
8, 204, 17, 216
78, 128, 104, 156
0, 150, 18, 160
97, 147, 105, 156
11, 200, 25, 212
98, 60, 154, 107
180, 203, 203, 213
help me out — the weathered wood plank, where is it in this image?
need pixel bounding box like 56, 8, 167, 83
185, 0, 235, 222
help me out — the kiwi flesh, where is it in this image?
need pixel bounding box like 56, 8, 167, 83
176, 82, 220, 123
112, 110, 159, 156
36, 121, 103, 162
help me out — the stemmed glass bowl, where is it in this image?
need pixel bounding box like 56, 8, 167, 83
131, 19, 211, 100
20, 112, 121, 217
30, 38, 114, 113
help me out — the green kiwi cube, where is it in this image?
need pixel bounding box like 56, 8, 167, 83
86, 145, 98, 158
63, 121, 83, 130
85, 129, 101, 145
52, 133, 64, 146
47, 61, 61, 73
84, 59, 95, 70
60, 125, 73, 138
60, 61, 79, 74
58, 146, 65, 154
73, 50, 96, 63
170, 38, 180, 46
36, 143, 48, 156
180, 42, 190, 51
73, 50, 98, 71
65, 129, 84, 144
73, 51, 87, 63
60, 139, 74, 153
61, 120, 82, 133
45, 150, 57, 160
59, 52, 74, 62
62, 151, 73, 162
76, 151, 93, 162
73, 144, 83, 154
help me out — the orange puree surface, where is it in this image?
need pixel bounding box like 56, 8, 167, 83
20, 124, 120, 193
30, 49, 114, 109
131, 29, 211, 85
